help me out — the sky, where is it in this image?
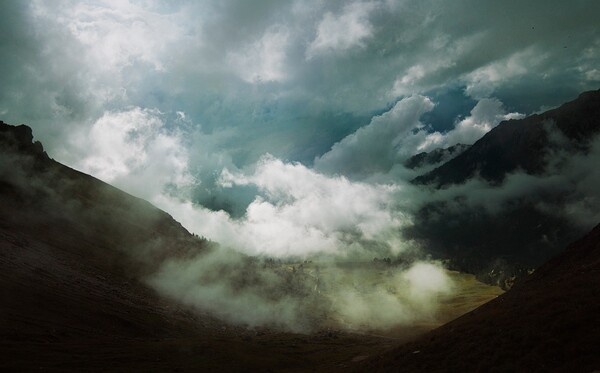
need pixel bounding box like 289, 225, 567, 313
1, 0, 599, 259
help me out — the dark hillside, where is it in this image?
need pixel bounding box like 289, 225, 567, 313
0, 121, 396, 371
360, 223, 600, 372
406, 90, 600, 285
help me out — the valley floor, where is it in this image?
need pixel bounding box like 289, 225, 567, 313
0, 220, 502, 372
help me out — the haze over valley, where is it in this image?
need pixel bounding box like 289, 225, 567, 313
1, 1, 599, 371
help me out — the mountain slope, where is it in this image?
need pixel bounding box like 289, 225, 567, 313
405, 90, 600, 285
1, 121, 402, 371
404, 143, 469, 170
360, 222, 600, 372
414, 89, 600, 187
0, 121, 221, 370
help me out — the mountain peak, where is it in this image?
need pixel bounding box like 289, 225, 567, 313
0, 121, 48, 160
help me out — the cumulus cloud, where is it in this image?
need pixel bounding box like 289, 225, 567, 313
72, 107, 193, 201
315, 94, 522, 181
153, 155, 411, 258
314, 95, 435, 178
34, 0, 184, 72
421, 98, 524, 149
463, 48, 546, 100
2, 0, 599, 172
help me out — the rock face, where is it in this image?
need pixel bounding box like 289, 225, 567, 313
413, 89, 600, 187
0, 121, 48, 160
360, 222, 600, 372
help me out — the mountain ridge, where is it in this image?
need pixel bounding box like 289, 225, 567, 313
0, 120, 401, 371
413, 89, 600, 187
404, 143, 470, 170
405, 89, 600, 287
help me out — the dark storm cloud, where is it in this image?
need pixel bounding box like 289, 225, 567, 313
2, 0, 599, 164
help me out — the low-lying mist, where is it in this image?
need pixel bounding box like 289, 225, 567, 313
0, 129, 458, 335
147, 246, 454, 333
12, 93, 600, 335
137, 154, 459, 332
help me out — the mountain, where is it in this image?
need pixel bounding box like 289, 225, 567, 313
0, 121, 400, 371
0, 120, 218, 370
2, 84, 599, 370
405, 90, 600, 286
0, 121, 209, 273
414, 89, 600, 187
359, 222, 600, 372
404, 143, 470, 170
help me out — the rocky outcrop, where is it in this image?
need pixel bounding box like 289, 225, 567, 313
0, 120, 49, 160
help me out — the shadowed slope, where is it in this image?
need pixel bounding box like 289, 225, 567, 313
360, 223, 600, 372
405, 90, 600, 284
0, 121, 400, 371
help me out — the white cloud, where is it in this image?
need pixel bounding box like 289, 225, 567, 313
218, 155, 409, 256
401, 262, 454, 304
391, 65, 426, 96
306, 1, 377, 58
33, 0, 185, 73
584, 69, 600, 81
73, 107, 193, 201
152, 155, 410, 258
228, 25, 290, 83
421, 98, 524, 149
8, 0, 599, 172
315, 95, 435, 178
315, 95, 524, 182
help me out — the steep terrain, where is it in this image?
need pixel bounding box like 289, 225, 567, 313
2, 121, 504, 371
360, 222, 600, 372
0, 121, 401, 371
404, 143, 469, 171
2, 99, 596, 371
406, 89, 600, 285
414, 89, 600, 187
